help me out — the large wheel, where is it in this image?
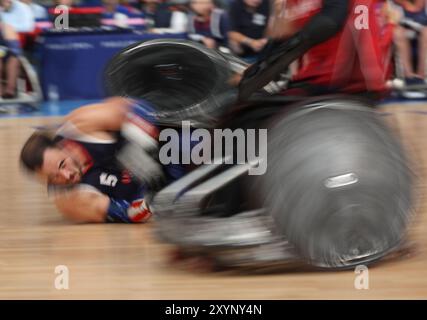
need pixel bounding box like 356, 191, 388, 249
105, 39, 241, 127
255, 97, 414, 269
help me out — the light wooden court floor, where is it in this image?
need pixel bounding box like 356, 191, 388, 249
0, 103, 426, 299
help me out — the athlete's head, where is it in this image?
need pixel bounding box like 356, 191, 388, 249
243, 0, 263, 9
102, 0, 119, 8
190, 0, 214, 17
0, 0, 13, 11
54, 0, 74, 7
141, 0, 159, 4
20, 131, 83, 185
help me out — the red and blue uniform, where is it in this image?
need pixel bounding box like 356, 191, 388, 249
283, 0, 394, 95
50, 100, 185, 223
54, 136, 144, 202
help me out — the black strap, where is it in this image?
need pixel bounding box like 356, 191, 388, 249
238, 0, 350, 101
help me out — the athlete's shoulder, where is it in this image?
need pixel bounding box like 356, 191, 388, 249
56, 121, 119, 145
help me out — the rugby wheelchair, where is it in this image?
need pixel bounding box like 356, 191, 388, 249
0, 49, 42, 114
105, 39, 414, 271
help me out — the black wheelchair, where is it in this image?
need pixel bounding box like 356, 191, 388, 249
106, 39, 414, 271
0, 52, 42, 113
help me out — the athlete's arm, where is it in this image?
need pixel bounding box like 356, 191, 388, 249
239, 0, 350, 99
1, 23, 23, 56
295, 0, 350, 47
2, 23, 19, 41
393, 0, 424, 12
53, 187, 151, 223
54, 189, 110, 223
64, 97, 132, 137
228, 31, 268, 53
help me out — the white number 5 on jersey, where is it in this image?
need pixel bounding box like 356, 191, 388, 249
100, 173, 118, 187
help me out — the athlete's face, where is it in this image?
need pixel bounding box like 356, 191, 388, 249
1, 0, 12, 11
56, 0, 73, 7
38, 147, 83, 185
244, 0, 263, 8
190, 0, 213, 17
103, 0, 119, 6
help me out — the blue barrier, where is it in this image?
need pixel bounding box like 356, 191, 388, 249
38, 30, 187, 100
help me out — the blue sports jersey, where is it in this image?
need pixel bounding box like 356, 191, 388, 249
50, 99, 185, 202
54, 135, 144, 202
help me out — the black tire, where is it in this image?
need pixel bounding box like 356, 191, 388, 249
104, 39, 238, 127
255, 97, 414, 269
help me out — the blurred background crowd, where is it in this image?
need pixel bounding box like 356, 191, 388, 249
1, 0, 427, 105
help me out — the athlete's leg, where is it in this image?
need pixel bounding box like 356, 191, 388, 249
4, 55, 20, 98
417, 26, 427, 78
394, 25, 416, 78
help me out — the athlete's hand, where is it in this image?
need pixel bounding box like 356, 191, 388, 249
117, 142, 167, 192
228, 73, 243, 87
383, 2, 402, 25
250, 38, 268, 52
267, 0, 296, 39
238, 35, 304, 100
118, 105, 167, 192
127, 198, 152, 223
202, 37, 217, 49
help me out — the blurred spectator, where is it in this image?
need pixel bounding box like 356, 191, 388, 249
102, 0, 137, 18
140, 0, 157, 28
0, 22, 22, 98
188, 0, 229, 49
376, 1, 400, 83
54, 0, 73, 6
124, 0, 139, 8
140, 0, 187, 33
52, 0, 74, 9
0, 0, 35, 32
228, 0, 269, 62
214, 0, 232, 10
102, 0, 140, 27
20, 0, 48, 20
82, 0, 102, 5
393, 0, 427, 84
